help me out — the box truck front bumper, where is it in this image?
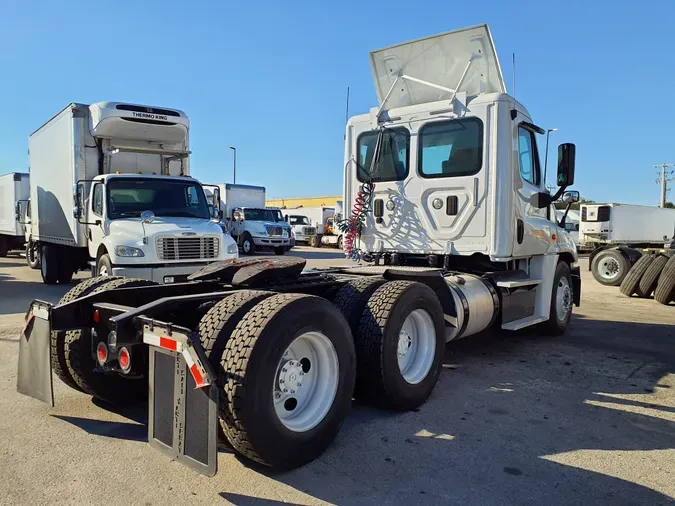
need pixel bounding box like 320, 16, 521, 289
252, 237, 291, 248
112, 263, 219, 284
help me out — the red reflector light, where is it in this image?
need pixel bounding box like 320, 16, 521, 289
159, 337, 178, 351
118, 347, 131, 373
93, 310, 101, 323
96, 342, 108, 365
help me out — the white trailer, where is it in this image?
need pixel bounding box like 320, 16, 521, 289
28, 102, 238, 284
0, 172, 29, 256
18, 24, 581, 475
582, 203, 675, 285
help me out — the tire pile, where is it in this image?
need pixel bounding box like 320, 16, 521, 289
619, 253, 675, 305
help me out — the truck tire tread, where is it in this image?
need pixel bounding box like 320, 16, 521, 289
355, 280, 444, 410
637, 254, 669, 298
217, 293, 356, 469
619, 255, 653, 297
198, 290, 273, 364
332, 277, 386, 333
654, 255, 675, 305
64, 278, 157, 403
51, 276, 124, 391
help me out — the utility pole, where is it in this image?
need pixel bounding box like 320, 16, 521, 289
654, 163, 675, 207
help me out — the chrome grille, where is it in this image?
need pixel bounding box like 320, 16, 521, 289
266, 225, 283, 237
303, 226, 316, 235
156, 236, 219, 260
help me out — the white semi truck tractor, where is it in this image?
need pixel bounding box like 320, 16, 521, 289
17, 25, 580, 474
26, 102, 238, 284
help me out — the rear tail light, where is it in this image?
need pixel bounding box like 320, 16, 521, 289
118, 347, 131, 374
96, 342, 108, 366
93, 310, 101, 323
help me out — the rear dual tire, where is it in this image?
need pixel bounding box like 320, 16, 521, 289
199, 293, 356, 469
56, 278, 158, 404
40, 244, 73, 284
655, 255, 675, 305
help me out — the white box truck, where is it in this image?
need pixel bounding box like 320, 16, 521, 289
582, 203, 675, 285
18, 24, 581, 474
205, 183, 292, 255
28, 102, 238, 284
0, 172, 30, 257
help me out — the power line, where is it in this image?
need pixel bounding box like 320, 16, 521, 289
654, 163, 675, 207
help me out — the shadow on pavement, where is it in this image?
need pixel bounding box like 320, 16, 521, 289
0, 279, 76, 315
232, 316, 675, 505
51, 414, 147, 442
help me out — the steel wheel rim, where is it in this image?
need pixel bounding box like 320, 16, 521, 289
99, 265, 109, 277
397, 309, 436, 384
599, 257, 620, 281
273, 331, 339, 432
243, 240, 251, 253
556, 277, 572, 322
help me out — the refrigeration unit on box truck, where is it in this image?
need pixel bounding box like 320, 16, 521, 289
27, 102, 238, 284
581, 203, 675, 285
0, 172, 29, 256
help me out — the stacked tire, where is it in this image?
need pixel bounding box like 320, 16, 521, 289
654, 255, 675, 305
619, 253, 675, 305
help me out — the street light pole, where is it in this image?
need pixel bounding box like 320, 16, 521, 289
229, 146, 237, 184
543, 128, 558, 187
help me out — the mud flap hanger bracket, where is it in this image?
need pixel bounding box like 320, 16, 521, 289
137, 316, 215, 389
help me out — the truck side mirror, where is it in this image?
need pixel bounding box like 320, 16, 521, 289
233, 209, 244, 222
562, 190, 580, 204
212, 187, 221, 209
557, 143, 576, 187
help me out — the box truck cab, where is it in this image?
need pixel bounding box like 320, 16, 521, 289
205, 184, 292, 255
29, 101, 238, 284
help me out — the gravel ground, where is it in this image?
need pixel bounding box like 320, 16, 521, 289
0, 248, 673, 505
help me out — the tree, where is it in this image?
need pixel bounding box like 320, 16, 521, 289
664, 202, 674, 208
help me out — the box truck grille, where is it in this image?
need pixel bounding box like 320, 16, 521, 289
303, 226, 316, 235
266, 226, 283, 237
156, 237, 219, 260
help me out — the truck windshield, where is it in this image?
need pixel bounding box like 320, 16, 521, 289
244, 208, 280, 222
106, 179, 210, 220
290, 216, 310, 225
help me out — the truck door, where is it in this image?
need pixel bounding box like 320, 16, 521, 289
511, 123, 553, 257
88, 182, 106, 258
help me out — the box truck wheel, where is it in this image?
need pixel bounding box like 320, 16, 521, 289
63, 278, 158, 404
273, 246, 286, 255
541, 261, 574, 336
337, 235, 343, 250
591, 249, 629, 286
637, 254, 669, 297
355, 281, 445, 410
26, 241, 40, 269
240, 233, 255, 255
654, 255, 675, 305
40, 244, 60, 284
96, 253, 113, 277
218, 294, 356, 469
0, 236, 7, 257
309, 235, 322, 248
619, 255, 654, 297
50, 276, 124, 392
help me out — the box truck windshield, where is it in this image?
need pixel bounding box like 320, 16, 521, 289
107, 179, 210, 220
244, 208, 282, 222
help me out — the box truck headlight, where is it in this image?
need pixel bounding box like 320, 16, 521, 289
227, 243, 238, 255
115, 245, 145, 257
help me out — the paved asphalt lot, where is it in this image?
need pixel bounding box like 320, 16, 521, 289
0, 247, 674, 505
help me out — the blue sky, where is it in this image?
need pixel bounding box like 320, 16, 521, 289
1, 0, 674, 205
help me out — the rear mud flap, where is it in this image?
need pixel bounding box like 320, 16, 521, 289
17, 301, 54, 406
148, 347, 218, 477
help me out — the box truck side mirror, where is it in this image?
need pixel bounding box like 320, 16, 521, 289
562, 190, 580, 204
557, 143, 576, 187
